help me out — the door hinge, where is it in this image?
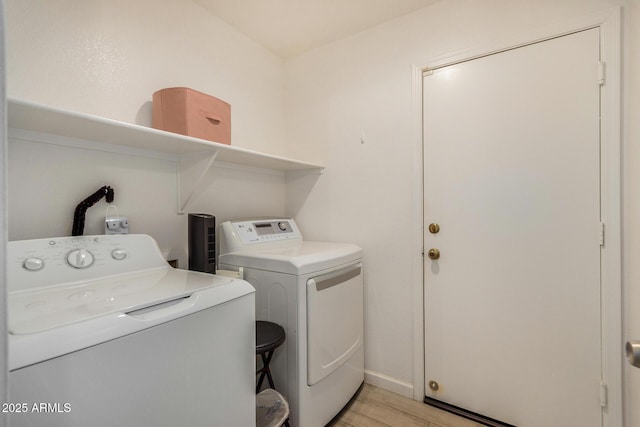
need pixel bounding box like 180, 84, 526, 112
599, 381, 608, 408
599, 222, 605, 246
598, 61, 606, 86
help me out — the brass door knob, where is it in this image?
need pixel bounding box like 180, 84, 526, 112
427, 248, 440, 260
428, 223, 440, 234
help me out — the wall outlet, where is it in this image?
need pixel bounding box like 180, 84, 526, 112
105, 216, 129, 235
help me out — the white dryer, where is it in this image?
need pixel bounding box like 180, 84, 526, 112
219, 218, 364, 427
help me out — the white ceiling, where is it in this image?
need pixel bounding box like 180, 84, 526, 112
193, 0, 440, 58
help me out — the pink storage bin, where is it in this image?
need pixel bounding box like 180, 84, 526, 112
152, 87, 231, 145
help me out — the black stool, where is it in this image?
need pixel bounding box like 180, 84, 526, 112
256, 321, 286, 393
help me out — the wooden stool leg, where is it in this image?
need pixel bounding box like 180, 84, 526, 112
256, 352, 267, 393
256, 350, 277, 392
264, 350, 277, 389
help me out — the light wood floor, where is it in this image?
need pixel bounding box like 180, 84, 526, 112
327, 384, 485, 427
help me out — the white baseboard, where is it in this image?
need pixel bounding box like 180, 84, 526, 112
364, 369, 416, 400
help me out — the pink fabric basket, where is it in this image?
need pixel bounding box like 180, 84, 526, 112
152, 87, 231, 145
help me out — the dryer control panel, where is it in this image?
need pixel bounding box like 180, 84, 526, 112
220, 219, 303, 252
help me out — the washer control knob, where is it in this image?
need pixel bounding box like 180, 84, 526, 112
278, 222, 289, 231
23, 257, 44, 271
67, 249, 94, 269
111, 249, 128, 261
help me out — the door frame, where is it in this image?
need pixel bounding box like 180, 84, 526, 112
410, 7, 622, 426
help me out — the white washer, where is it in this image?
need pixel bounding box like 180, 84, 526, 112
219, 218, 364, 427
7, 234, 255, 427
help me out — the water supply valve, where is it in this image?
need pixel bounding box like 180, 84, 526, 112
105, 216, 129, 235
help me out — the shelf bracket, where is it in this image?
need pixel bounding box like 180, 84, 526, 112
177, 150, 219, 214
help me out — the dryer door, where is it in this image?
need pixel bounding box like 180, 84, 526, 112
306, 262, 363, 386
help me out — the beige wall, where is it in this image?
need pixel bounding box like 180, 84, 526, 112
6, 0, 287, 157
5, 0, 288, 265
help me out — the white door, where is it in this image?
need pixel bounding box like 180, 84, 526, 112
423, 29, 602, 427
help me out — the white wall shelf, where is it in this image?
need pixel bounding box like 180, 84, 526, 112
8, 98, 324, 213
8, 98, 324, 171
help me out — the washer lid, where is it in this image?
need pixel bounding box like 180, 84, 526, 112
9, 267, 236, 335
218, 241, 362, 275
8, 269, 255, 371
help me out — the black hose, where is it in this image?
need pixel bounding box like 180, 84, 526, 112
71, 186, 114, 236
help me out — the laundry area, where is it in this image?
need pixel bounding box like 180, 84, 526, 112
1, 1, 640, 427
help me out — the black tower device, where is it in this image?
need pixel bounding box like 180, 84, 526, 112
188, 213, 216, 273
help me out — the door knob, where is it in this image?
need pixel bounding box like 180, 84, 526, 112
427, 248, 440, 260
626, 340, 640, 368
428, 223, 440, 234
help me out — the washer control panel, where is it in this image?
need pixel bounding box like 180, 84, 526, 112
8, 234, 166, 292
